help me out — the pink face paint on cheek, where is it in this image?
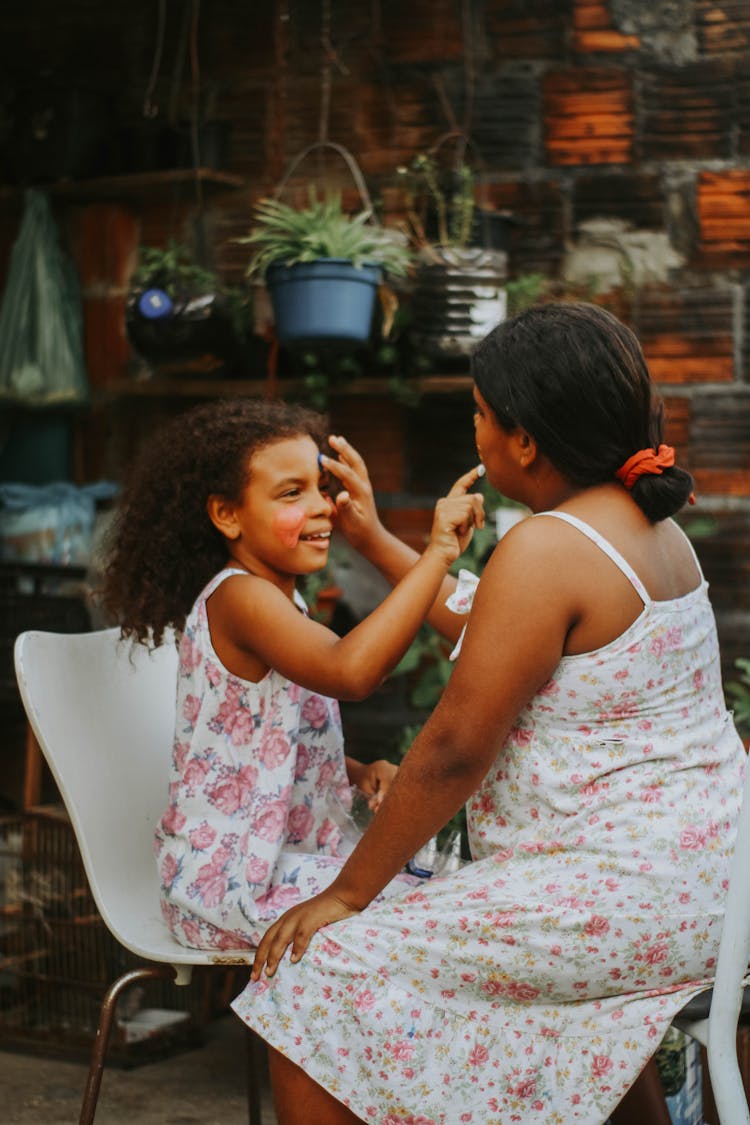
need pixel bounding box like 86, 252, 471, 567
272, 505, 307, 549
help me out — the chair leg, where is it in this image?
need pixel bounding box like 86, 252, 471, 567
246, 1026, 266, 1125
79, 965, 177, 1125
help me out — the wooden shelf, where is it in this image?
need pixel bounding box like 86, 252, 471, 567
0, 168, 245, 205
96, 374, 473, 399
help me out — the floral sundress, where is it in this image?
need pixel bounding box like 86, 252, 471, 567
155, 568, 356, 949
232, 514, 746, 1124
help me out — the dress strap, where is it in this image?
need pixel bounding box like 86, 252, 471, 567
672, 518, 705, 578
535, 511, 651, 605
201, 567, 248, 601
201, 568, 310, 613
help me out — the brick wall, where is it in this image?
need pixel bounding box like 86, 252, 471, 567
1, 0, 749, 716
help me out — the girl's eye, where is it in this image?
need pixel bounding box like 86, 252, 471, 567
282, 488, 301, 499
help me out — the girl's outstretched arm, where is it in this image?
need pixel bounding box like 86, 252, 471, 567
209, 478, 484, 701
324, 435, 480, 643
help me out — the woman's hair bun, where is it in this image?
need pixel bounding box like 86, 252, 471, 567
630, 465, 695, 521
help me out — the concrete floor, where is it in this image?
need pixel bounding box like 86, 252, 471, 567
0, 1013, 278, 1124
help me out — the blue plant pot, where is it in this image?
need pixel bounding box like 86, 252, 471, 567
266, 259, 382, 345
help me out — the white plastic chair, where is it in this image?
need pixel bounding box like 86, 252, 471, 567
672, 755, 750, 1123
13, 627, 260, 1125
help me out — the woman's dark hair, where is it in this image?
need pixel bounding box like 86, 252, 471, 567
99, 397, 327, 646
471, 301, 694, 521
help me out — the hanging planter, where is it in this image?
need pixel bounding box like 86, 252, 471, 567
410, 246, 509, 362
400, 133, 514, 364
237, 141, 412, 347
265, 258, 382, 345
125, 241, 254, 373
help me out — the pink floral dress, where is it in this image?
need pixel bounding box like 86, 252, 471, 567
232, 514, 746, 1124
155, 568, 356, 949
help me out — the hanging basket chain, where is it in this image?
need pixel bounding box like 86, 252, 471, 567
272, 140, 378, 222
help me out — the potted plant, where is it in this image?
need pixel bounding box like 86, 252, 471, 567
237, 190, 412, 346
126, 239, 253, 373
398, 143, 515, 365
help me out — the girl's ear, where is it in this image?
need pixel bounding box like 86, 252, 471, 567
206, 494, 240, 540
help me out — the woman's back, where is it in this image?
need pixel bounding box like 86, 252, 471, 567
516, 487, 704, 659
469, 512, 742, 856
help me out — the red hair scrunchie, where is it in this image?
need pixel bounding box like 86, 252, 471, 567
615, 444, 675, 490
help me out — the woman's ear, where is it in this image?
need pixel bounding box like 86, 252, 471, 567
515, 428, 538, 469
206, 494, 241, 540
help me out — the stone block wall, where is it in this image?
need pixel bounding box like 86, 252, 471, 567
0, 0, 749, 708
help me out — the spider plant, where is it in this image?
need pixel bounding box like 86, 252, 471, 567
238, 191, 412, 281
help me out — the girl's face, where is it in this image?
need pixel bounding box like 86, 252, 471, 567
219, 435, 336, 580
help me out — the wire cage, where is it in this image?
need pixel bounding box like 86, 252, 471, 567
0, 807, 248, 1064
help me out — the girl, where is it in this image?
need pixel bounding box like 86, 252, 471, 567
100, 397, 483, 950
238, 304, 746, 1125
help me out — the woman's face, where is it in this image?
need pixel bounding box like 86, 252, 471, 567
473, 385, 520, 495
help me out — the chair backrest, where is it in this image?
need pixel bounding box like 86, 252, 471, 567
14, 628, 179, 959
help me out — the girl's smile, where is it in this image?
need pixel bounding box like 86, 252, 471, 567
298, 530, 332, 547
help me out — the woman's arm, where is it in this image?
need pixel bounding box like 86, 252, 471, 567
251, 517, 580, 977
325, 435, 480, 642
211, 482, 484, 701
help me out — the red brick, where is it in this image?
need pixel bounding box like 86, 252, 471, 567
543, 68, 634, 165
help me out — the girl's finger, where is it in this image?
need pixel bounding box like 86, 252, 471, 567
264, 924, 296, 977
251, 930, 275, 980
320, 453, 359, 488
440, 494, 484, 525
473, 495, 486, 528
290, 924, 315, 963
447, 464, 485, 498
328, 434, 368, 474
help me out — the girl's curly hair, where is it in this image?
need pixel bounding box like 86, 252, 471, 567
98, 397, 327, 646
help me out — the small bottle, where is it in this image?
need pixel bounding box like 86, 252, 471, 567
433, 830, 463, 876
406, 836, 438, 879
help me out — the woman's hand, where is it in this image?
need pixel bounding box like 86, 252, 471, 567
251, 888, 361, 980
321, 435, 381, 551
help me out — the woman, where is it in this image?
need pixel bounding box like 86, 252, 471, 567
234, 303, 745, 1125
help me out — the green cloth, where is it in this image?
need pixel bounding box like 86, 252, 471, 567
0, 189, 89, 405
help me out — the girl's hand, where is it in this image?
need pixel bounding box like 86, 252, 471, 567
356, 758, 398, 811
250, 889, 361, 979
427, 467, 486, 566
320, 435, 381, 550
